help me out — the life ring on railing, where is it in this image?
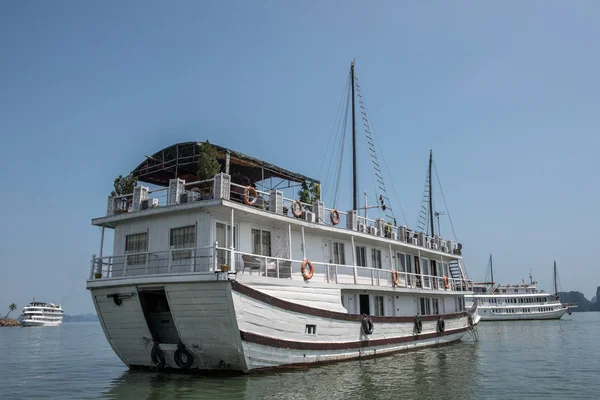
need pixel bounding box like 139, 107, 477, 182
151, 342, 166, 369
361, 314, 374, 335
414, 315, 423, 334
291, 200, 303, 218
301, 259, 314, 280
443, 275, 449, 289
330, 209, 340, 225
174, 344, 194, 370
437, 317, 446, 333
243, 186, 258, 205
391, 270, 400, 286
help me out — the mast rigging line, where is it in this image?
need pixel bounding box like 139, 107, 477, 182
352, 72, 408, 226
432, 160, 459, 244
320, 71, 352, 208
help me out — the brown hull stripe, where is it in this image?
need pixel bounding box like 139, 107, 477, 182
240, 327, 470, 351
230, 280, 469, 323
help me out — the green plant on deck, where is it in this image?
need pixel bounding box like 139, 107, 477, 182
111, 174, 137, 197
4, 303, 17, 319
298, 181, 321, 207
196, 140, 221, 180
384, 222, 393, 235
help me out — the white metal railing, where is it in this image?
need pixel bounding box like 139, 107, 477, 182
101, 173, 463, 258
90, 246, 216, 279
229, 182, 271, 209
229, 248, 472, 291
89, 245, 473, 291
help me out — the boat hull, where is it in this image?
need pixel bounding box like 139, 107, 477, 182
90, 278, 476, 372
477, 308, 566, 321
21, 320, 62, 327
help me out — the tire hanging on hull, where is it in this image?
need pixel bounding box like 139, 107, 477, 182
174, 344, 194, 370
151, 342, 166, 369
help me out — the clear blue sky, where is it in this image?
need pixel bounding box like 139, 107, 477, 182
2, 1, 599, 314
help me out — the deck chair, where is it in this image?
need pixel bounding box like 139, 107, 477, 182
241, 254, 263, 275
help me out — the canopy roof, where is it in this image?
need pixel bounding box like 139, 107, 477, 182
131, 141, 318, 187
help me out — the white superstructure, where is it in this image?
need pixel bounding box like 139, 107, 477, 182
21, 301, 64, 327
465, 282, 569, 321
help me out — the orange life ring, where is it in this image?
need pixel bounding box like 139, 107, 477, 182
243, 186, 258, 205
391, 270, 399, 286
291, 200, 303, 218
330, 209, 340, 225
443, 275, 449, 289
301, 259, 314, 280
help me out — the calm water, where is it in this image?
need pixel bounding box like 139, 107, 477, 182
1, 313, 599, 399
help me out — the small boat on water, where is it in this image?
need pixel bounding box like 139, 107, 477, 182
21, 300, 64, 327
465, 257, 574, 321
87, 62, 479, 373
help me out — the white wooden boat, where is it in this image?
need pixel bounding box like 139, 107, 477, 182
87, 62, 479, 372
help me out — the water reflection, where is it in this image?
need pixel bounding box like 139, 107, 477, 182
4, 316, 600, 400
102, 340, 481, 400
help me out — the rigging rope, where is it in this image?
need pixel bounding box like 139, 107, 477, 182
353, 73, 408, 226
321, 71, 351, 207
432, 161, 459, 243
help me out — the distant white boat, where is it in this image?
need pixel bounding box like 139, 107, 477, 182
21, 300, 64, 327
465, 257, 573, 321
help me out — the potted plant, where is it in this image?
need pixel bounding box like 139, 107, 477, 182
111, 174, 138, 212
384, 222, 394, 238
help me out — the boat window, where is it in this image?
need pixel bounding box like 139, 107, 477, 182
395, 252, 404, 272
396, 253, 413, 273
356, 246, 367, 267
419, 298, 430, 315
333, 242, 345, 265
375, 296, 385, 316
251, 229, 271, 256
216, 222, 237, 265
170, 225, 196, 259
125, 232, 148, 265
514, 289, 518, 293
359, 294, 370, 315
455, 297, 464, 311
371, 249, 382, 269
432, 298, 440, 315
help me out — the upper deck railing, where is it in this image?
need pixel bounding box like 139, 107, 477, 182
89, 244, 473, 291
102, 174, 464, 258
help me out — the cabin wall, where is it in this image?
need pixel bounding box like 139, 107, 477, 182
108, 205, 459, 279
113, 211, 211, 255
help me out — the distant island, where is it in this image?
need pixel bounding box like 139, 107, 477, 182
558, 286, 600, 312
63, 313, 99, 322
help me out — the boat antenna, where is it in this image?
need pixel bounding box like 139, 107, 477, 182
554, 260, 558, 297
351, 59, 357, 211
428, 149, 435, 236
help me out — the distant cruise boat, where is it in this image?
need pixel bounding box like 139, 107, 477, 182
465, 257, 574, 321
21, 300, 64, 327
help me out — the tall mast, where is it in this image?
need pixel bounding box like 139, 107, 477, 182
490, 254, 494, 283
351, 60, 357, 211
554, 260, 557, 296
428, 149, 435, 236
